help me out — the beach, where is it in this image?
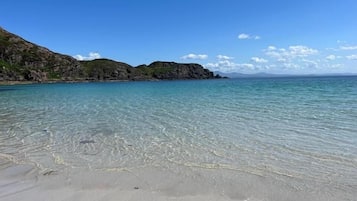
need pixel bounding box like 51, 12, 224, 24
2, 162, 350, 201
1, 77, 356, 201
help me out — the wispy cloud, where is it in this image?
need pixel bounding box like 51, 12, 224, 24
205, 40, 355, 73
238, 33, 261, 40
265, 45, 318, 60
330, 64, 344, 69
217, 55, 234, 60
263, 45, 321, 71
205, 60, 256, 73
251, 57, 268, 63
267, 46, 277, 51
238, 33, 249, 39
181, 53, 208, 60
289, 45, 319, 57
326, 55, 337, 60
340, 45, 357, 50
346, 55, 357, 60
73, 52, 101, 61
302, 59, 319, 69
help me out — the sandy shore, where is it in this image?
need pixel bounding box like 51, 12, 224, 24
0, 163, 244, 201
2, 160, 352, 201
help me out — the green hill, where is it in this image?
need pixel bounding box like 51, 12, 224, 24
0, 27, 220, 83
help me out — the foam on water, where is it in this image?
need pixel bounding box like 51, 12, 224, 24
1, 76, 357, 200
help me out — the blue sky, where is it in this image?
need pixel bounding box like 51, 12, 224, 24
1, 0, 357, 74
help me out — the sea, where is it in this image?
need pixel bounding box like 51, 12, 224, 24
0, 76, 356, 201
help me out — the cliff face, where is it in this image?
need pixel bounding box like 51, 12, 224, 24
138, 62, 215, 80
80, 59, 133, 81
79, 60, 217, 81
0, 27, 83, 81
0, 27, 219, 82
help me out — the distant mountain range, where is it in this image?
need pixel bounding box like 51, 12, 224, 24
215, 71, 357, 78
0, 27, 221, 83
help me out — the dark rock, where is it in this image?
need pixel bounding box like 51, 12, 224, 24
80, 59, 133, 81
0, 27, 82, 81
0, 27, 220, 82
79, 140, 95, 144
43, 170, 56, 176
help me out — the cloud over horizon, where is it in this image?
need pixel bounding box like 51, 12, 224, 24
340, 45, 357, 50
265, 45, 318, 60
346, 55, 357, 60
326, 55, 337, 60
217, 55, 234, 60
181, 53, 208, 60
203, 42, 355, 74
205, 60, 255, 72
251, 57, 268, 63
262, 45, 322, 71
74, 52, 101, 61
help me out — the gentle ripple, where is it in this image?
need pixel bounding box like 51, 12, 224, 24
1, 76, 357, 198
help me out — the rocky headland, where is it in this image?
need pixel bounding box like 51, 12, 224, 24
0, 27, 222, 83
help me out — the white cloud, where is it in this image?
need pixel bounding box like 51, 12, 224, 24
346, 55, 357, 60
289, 45, 318, 57
239, 63, 255, 69
217, 55, 234, 60
303, 59, 319, 69
205, 60, 255, 72
205, 60, 236, 68
181, 53, 208, 60
282, 62, 300, 69
251, 57, 268, 63
265, 45, 318, 61
238, 33, 261, 40
326, 55, 336, 60
330, 64, 343, 69
73, 52, 101, 61
238, 33, 250, 39
263, 45, 324, 72
277, 58, 287, 62
340, 45, 357, 50
266, 51, 282, 59
267, 46, 276, 51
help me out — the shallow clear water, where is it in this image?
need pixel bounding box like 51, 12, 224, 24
1, 76, 357, 200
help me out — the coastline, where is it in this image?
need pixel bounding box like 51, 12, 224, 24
1, 161, 346, 201
0, 79, 161, 86
1, 77, 356, 201
0, 80, 131, 86
0, 77, 224, 86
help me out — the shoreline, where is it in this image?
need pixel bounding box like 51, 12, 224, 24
0, 77, 224, 86
0, 80, 131, 86
2, 74, 356, 86
1, 77, 356, 201
1, 161, 347, 201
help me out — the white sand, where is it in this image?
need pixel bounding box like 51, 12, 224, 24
0, 161, 353, 201
0, 163, 243, 201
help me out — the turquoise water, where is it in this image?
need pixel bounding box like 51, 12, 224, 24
1, 76, 357, 200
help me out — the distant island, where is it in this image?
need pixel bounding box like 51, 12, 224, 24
0, 27, 223, 83
216, 71, 357, 78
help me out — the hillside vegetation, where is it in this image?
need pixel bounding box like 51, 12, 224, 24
0, 27, 220, 82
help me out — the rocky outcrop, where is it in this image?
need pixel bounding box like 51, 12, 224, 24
0, 27, 82, 82
0, 27, 221, 82
137, 61, 215, 80
80, 59, 133, 80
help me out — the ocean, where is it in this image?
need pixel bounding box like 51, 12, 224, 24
0, 76, 356, 201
